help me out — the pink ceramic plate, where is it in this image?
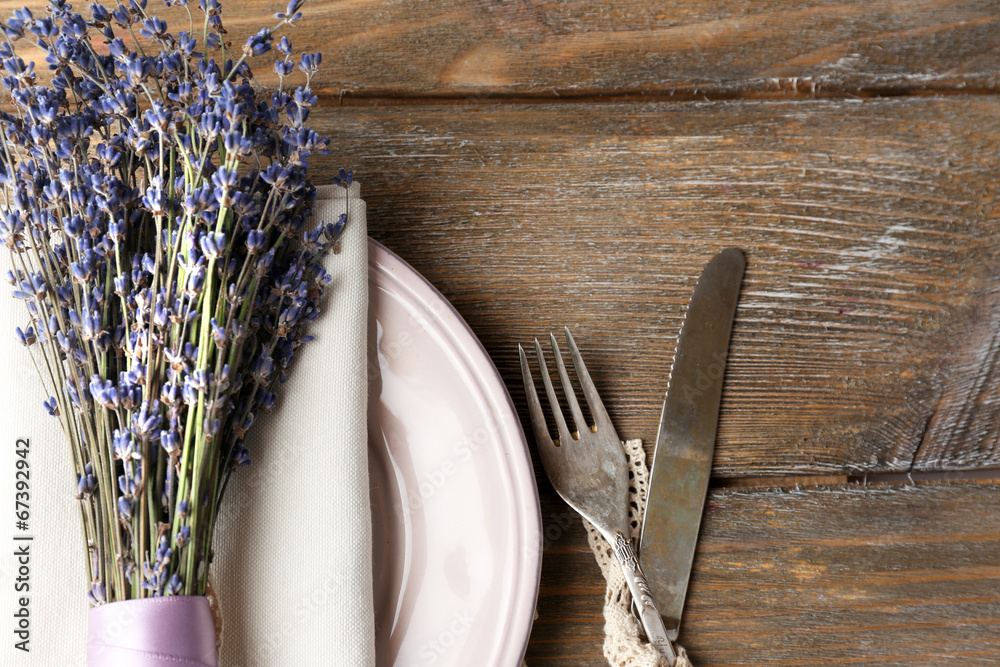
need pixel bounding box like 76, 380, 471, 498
367, 239, 542, 666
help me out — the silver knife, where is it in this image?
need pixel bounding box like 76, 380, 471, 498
639, 247, 745, 640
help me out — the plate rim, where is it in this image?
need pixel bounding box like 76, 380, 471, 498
367, 237, 542, 666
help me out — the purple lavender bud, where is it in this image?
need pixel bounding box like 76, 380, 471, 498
245, 229, 266, 254
140, 566, 162, 594
200, 0, 223, 17
175, 525, 190, 548
94, 331, 112, 353
139, 17, 168, 40
211, 166, 238, 190
43, 396, 59, 416
70, 259, 93, 284
236, 445, 251, 466
160, 429, 179, 455
107, 220, 125, 243
57, 329, 76, 352
108, 38, 128, 62
198, 231, 225, 259
132, 404, 162, 439
145, 102, 172, 132
89, 582, 106, 606
77, 467, 97, 496
277, 0, 304, 20
96, 142, 121, 167
90, 3, 111, 24
80, 307, 101, 341
143, 176, 168, 215
113, 430, 140, 462
117, 496, 134, 519
223, 130, 251, 157
260, 162, 290, 187
178, 499, 190, 517
41, 180, 63, 205
55, 284, 73, 306
185, 265, 205, 294
155, 535, 171, 562
59, 215, 85, 240
278, 303, 301, 329
112, 324, 125, 349
333, 168, 352, 189
210, 318, 226, 347
167, 574, 183, 596
179, 376, 198, 405
175, 31, 196, 54
160, 381, 181, 407
256, 389, 277, 413
14, 271, 45, 299
125, 55, 150, 85
330, 212, 348, 240
316, 268, 332, 289
153, 302, 171, 328
242, 28, 273, 57
125, 364, 145, 387
283, 3, 304, 24
90, 376, 119, 409
113, 273, 129, 296
14, 326, 35, 346
250, 354, 273, 383
254, 248, 275, 276
190, 369, 210, 393
28, 16, 58, 39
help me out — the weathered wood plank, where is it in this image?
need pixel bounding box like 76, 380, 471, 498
915, 281, 1000, 470
1, 0, 998, 99
527, 481, 1000, 665
306, 97, 1000, 474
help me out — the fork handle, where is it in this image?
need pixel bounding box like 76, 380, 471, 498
611, 531, 678, 665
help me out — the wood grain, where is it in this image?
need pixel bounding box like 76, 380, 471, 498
303, 97, 1000, 475
528, 480, 1000, 666
1, 0, 998, 99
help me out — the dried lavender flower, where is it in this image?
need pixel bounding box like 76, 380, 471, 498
1, 0, 348, 603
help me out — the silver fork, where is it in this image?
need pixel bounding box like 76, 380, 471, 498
519, 328, 677, 665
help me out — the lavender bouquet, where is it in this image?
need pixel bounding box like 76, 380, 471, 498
0, 0, 349, 662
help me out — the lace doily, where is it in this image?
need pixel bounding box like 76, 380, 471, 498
582, 439, 692, 667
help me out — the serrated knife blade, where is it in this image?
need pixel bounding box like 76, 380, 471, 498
639, 247, 745, 640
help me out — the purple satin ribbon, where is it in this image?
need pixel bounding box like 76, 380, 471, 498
87, 596, 219, 667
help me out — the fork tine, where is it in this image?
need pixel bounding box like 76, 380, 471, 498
534, 337, 574, 444
563, 327, 613, 429
519, 344, 556, 450
548, 332, 587, 438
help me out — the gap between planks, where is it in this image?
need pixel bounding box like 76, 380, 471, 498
321, 82, 1000, 107
714, 468, 1000, 491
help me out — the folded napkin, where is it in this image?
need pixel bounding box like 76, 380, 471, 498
0, 182, 375, 666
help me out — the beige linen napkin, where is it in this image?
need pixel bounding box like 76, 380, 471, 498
0, 182, 375, 666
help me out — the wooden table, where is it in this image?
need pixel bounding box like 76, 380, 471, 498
258, 1, 1000, 663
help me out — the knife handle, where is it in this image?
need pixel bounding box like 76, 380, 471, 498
611, 531, 677, 665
